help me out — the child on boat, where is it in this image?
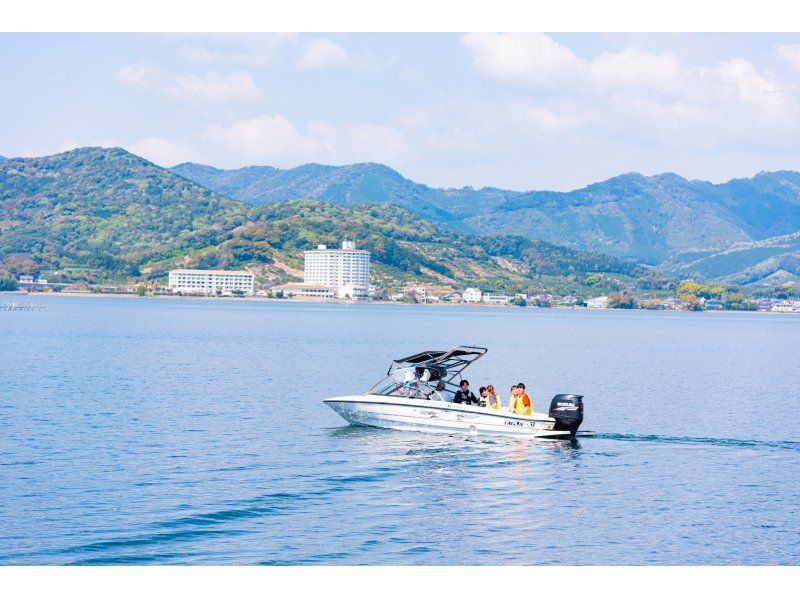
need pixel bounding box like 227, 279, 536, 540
509, 383, 532, 416
482, 385, 502, 410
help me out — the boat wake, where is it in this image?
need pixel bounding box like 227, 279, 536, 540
594, 432, 800, 453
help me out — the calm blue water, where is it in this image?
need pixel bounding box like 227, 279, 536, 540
1, 295, 799, 565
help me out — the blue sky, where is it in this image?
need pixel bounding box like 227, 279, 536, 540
4, 33, 800, 190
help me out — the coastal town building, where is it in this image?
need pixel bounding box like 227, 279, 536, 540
405, 286, 427, 302
271, 282, 335, 299
484, 294, 510, 305
339, 282, 369, 299
462, 288, 482, 303
771, 300, 800, 313
561, 295, 578, 305
168, 269, 254, 296
304, 239, 370, 299
586, 296, 610, 309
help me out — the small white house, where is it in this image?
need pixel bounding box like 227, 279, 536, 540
586, 296, 609, 309
462, 288, 482, 303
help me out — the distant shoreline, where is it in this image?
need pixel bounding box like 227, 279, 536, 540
2, 290, 797, 315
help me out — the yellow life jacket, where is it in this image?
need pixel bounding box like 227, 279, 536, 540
484, 391, 501, 410
510, 393, 532, 416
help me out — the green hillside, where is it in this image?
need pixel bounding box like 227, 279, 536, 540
0, 147, 245, 277
173, 162, 800, 265
661, 232, 800, 285
1, 147, 645, 296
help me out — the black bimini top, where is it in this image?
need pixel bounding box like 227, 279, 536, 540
370, 346, 488, 396
393, 346, 488, 376
394, 347, 486, 365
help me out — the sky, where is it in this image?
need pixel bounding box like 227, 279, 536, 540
4, 32, 800, 191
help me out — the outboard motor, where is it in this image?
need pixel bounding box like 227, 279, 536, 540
548, 394, 584, 435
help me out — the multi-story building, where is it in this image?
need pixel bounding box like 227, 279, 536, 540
304, 240, 371, 298
168, 269, 254, 295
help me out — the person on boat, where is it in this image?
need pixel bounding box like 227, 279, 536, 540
483, 384, 502, 410
509, 382, 532, 416
453, 380, 479, 405
427, 381, 446, 401
507, 384, 518, 409
478, 386, 488, 407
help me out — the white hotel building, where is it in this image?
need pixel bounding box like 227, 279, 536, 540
304, 240, 371, 298
168, 269, 254, 295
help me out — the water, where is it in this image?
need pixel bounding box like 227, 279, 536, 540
1, 295, 799, 565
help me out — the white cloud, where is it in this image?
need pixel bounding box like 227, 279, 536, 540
460, 33, 800, 152
128, 137, 195, 166
715, 58, 796, 125
204, 115, 322, 166
168, 71, 264, 104
297, 38, 349, 70
134, 114, 411, 170
179, 34, 299, 66
461, 33, 684, 94
114, 61, 161, 86
589, 48, 682, 93
521, 106, 581, 133
777, 43, 800, 72
461, 33, 580, 88
308, 121, 407, 164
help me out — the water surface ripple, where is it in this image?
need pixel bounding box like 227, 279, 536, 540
1, 297, 799, 564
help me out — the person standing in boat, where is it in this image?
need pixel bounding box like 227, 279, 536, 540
453, 380, 480, 405
509, 382, 532, 416
483, 384, 502, 410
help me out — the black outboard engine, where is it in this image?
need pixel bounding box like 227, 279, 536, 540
548, 394, 584, 436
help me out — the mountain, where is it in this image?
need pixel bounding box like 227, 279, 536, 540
0, 147, 644, 295
661, 231, 800, 286
171, 161, 516, 223
0, 147, 246, 277
172, 162, 800, 264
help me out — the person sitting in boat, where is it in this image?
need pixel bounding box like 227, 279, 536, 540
478, 386, 488, 407
396, 367, 422, 397
453, 380, 480, 405
427, 381, 446, 401
483, 384, 502, 410
509, 382, 532, 416
507, 384, 517, 409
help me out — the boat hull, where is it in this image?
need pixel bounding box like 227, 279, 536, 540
324, 394, 571, 438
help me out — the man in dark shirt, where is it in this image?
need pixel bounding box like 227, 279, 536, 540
453, 379, 480, 405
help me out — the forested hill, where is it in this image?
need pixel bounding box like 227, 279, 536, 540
0, 147, 245, 276
0, 147, 643, 293
173, 161, 800, 265
661, 231, 800, 285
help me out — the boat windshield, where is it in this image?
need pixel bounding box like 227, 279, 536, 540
368, 346, 487, 399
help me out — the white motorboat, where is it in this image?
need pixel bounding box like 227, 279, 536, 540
324, 346, 585, 439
